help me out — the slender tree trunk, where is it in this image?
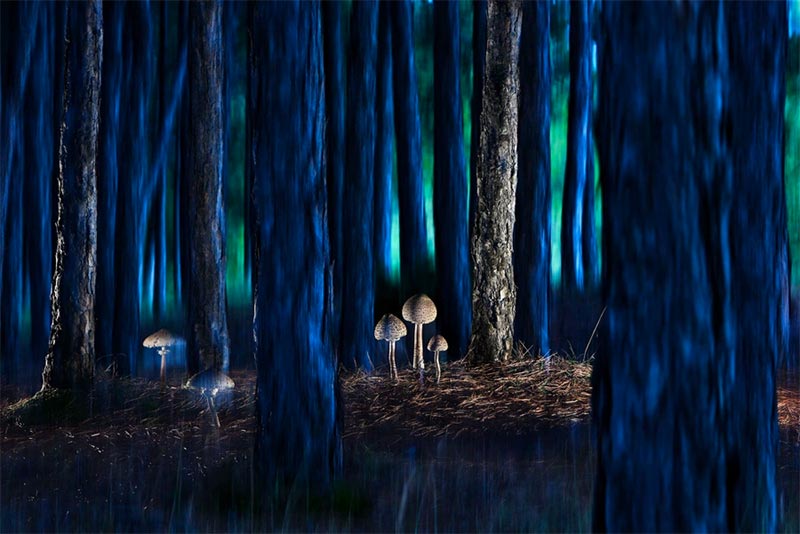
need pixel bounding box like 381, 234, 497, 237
434, 0, 471, 359
339, 1, 378, 371
468, 0, 521, 364
251, 0, 340, 487
187, 0, 230, 373
153, 0, 169, 322
560, 0, 592, 293
593, 2, 782, 530
469, 0, 486, 245
513, 0, 551, 355
581, 125, 598, 289
391, 0, 428, 295
41, 0, 102, 390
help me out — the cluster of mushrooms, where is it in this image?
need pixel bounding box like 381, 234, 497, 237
374, 293, 448, 383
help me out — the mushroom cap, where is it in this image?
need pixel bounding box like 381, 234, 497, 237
143, 328, 180, 348
427, 334, 448, 352
185, 368, 235, 393
401, 294, 437, 324
374, 314, 407, 342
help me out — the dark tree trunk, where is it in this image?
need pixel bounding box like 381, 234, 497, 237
469, 0, 486, 245
374, 2, 394, 300
41, 0, 102, 390
152, 0, 169, 322
468, 0, 521, 364
581, 125, 598, 289
560, 0, 592, 293
187, 0, 230, 373
391, 0, 428, 295
593, 2, 783, 530
177, 1, 191, 349
513, 0, 550, 354
339, 1, 378, 371
251, 0, 341, 487
321, 1, 345, 351
434, 0, 471, 359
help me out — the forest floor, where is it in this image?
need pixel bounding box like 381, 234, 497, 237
1, 360, 798, 531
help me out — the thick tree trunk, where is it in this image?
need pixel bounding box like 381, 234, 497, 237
434, 1, 471, 359
187, 0, 230, 373
251, 0, 340, 487
339, 1, 378, 371
560, 0, 592, 293
468, 0, 521, 364
391, 0, 428, 295
41, 0, 102, 390
469, 0, 486, 244
513, 0, 550, 355
593, 2, 783, 530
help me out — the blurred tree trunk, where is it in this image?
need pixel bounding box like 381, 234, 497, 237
251, 0, 341, 487
41, 0, 102, 390
582, 128, 598, 289
187, 0, 230, 373
469, 0, 521, 364
469, 0, 486, 248
177, 1, 192, 370
391, 0, 428, 295
513, 0, 550, 355
593, 2, 783, 530
434, 0, 471, 359
560, 0, 592, 293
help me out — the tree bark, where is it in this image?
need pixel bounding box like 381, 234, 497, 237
434, 0, 471, 359
251, 0, 341, 487
339, 0, 378, 371
187, 0, 230, 373
469, 0, 486, 246
560, 0, 592, 293
391, 0, 428, 295
513, 0, 551, 355
468, 0, 521, 364
42, 0, 102, 390
581, 125, 598, 289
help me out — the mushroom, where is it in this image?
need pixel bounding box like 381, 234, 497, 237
401, 294, 437, 371
143, 329, 180, 385
427, 335, 448, 383
374, 314, 407, 380
184, 368, 235, 427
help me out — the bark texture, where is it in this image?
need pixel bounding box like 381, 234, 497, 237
374, 2, 394, 296
468, 0, 521, 364
42, 0, 102, 390
469, 0, 487, 242
513, 0, 551, 354
187, 0, 230, 373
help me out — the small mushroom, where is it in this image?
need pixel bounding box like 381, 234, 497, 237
374, 314, 407, 380
185, 368, 235, 427
143, 329, 180, 385
427, 335, 448, 383
402, 294, 437, 371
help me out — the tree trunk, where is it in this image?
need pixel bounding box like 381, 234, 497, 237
187, 0, 230, 373
469, 0, 486, 245
41, 0, 102, 390
513, 0, 550, 355
468, 0, 521, 364
339, 1, 378, 371
581, 126, 598, 289
251, 0, 341, 487
391, 0, 428, 295
593, 2, 782, 530
434, 0, 471, 359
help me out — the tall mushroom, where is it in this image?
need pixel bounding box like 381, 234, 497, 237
143, 329, 180, 385
374, 314, 407, 380
185, 368, 235, 427
427, 335, 448, 384
402, 294, 437, 370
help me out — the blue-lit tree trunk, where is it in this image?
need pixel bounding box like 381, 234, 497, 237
560, 0, 592, 293
41, 0, 102, 390
433, 0, 471, 359
593, 2, 784, 530
582, 126, 598, 289
340, 1, 378, 371
469, 0, 486, 243
391, 0, 428, 295
513, 0, 550, 355
321, 1, 345, 352
251, 0, 341, 487
187, 0, 230, 373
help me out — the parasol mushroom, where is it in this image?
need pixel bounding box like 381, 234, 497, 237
143, 329, 181, 385
374, 314, 407, 380
427, 335, 448, 383
184, 368, 235, 427
402, 294, 437, 371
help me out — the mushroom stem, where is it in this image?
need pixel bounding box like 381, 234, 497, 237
435, 350, 441, 383
206, 393, 220, 427
389, 341, 397, 380
159, 347, 168, 385
411, 324, 419, 369
415, 323, 425, 370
